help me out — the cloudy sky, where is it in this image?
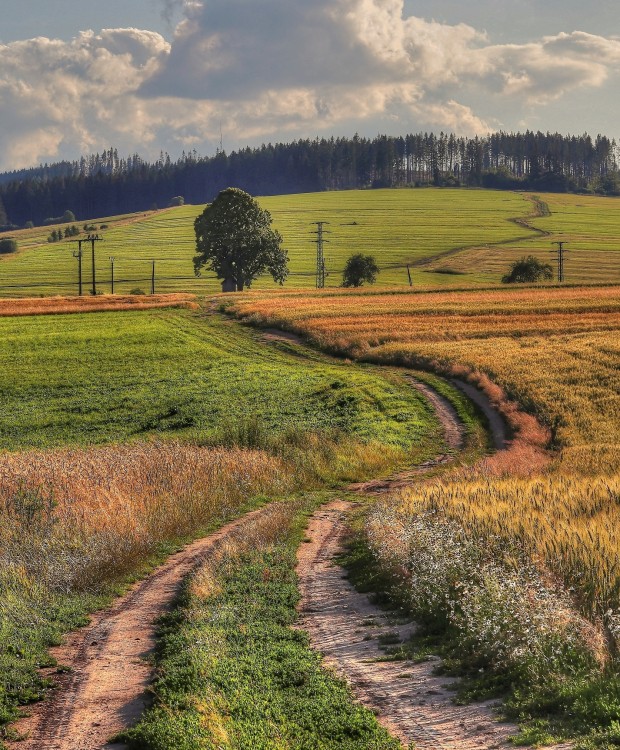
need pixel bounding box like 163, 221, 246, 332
0, 0, 619, 171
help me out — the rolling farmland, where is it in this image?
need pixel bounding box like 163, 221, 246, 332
430, 192, 620, 284
1, 188, 618, 296
230, 286, 620, 618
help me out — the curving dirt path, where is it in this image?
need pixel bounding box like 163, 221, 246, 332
296, 376, 545, 749
348, 377, 467, 495
9, 368, 510, 749
11, 507, 269, 750
297, 500, 520, 749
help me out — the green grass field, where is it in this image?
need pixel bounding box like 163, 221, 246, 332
1, 188, 618, 296
430, 192, 620, 284
0, 306, 439, 453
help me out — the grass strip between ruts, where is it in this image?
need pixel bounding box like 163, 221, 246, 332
121, 493, 401, 750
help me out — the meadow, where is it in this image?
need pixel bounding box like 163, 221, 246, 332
2, 188, 618, 296
0, 306, 438, 452
0, 303, 448, 741
230, 283, 620, 746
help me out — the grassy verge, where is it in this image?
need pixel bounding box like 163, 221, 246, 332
339, 504, 620, 750
121, 495, 400, 750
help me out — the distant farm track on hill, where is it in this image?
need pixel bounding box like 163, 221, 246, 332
1, 188, 618, 296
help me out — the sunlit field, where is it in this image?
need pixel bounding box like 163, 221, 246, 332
4, 188, 619, 296
430, 192, 620, 284
0, 303, 445, 734
230, 285, 620, 627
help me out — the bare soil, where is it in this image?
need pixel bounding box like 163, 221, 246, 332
11, 507, 268, 750
297, 501, 518, 749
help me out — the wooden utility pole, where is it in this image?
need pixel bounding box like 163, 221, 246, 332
87, 234, 103, 295
552, 241, 568, 282
109, 257, 115, 294
407, 265, 413, 287
151, 260, 156, 295
72, 240, 84, 296
311, 222, 330, 288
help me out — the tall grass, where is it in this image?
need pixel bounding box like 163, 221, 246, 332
0, 423, 405, 736
0, 442, 288, 594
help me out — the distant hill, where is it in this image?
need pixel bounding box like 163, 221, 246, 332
1, 131, 618, 226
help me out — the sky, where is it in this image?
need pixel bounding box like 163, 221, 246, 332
0, 0, 619, 171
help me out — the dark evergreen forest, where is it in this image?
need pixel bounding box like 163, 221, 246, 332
1, 130, 618, 227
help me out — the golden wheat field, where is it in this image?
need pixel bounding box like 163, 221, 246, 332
230, 284, 620, 620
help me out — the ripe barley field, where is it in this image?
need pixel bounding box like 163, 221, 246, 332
229, 284, 620, 619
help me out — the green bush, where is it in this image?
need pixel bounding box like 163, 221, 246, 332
0, 238, 17, 254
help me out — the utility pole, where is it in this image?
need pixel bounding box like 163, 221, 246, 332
552, 241, 568, 282
72, 239, 84, 296
311, 222, 330, 289
109, 257, 115, 294
151, 260, 156, 295
87, 234, 103, 295
406, 265, 413, 287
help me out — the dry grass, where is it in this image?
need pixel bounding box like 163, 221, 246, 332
0, 293, 198, 317
190, 501, 295, 600
0, 441, 289, 594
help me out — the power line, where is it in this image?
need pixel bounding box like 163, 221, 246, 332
552, 241, 569, 282
311, 222, 330, 289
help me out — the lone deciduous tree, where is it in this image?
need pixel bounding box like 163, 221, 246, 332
502, 255, 554, 284
342, 253, 380, 287
193, 188, 288, 291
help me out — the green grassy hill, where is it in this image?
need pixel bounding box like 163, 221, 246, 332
0, 188, 618, 296
0, 306, 440, 453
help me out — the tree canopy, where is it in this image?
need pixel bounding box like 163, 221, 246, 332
2, 131, 619, 226
193, 188, 287, 291
342, 254, 380, 287
502, 255, 554, 284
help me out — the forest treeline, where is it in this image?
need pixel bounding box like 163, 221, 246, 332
0, 130, 618, 227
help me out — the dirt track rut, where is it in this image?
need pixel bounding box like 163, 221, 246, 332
13, 508, 267, 750
297, 501, 517, 749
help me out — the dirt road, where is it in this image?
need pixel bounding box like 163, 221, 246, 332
296, 501, 517, 749
12, 508, 268, 750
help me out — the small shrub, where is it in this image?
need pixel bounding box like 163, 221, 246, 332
0, 238, 17, 254
502, 255, 553, 284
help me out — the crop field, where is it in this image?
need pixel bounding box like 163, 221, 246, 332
230, 283, 620, 742
431, 192, 620, 284
230, 285, 620, 455
3, 188, 618, 296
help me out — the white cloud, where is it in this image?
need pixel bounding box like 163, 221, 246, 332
0, 2, 620, 170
